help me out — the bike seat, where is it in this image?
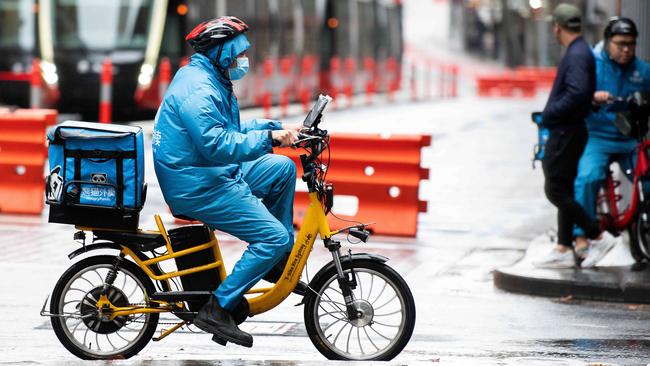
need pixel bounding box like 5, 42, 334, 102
93, 230, 167, 252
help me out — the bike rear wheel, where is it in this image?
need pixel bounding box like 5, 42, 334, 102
50, 255, 159, 359
303, 259, 415, 360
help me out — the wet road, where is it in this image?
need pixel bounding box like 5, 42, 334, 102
1, 95, 650, 365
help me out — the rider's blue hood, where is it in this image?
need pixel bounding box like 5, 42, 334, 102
206, 34, 250, 71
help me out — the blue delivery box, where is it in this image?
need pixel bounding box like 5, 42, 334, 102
46, 121, 146, 229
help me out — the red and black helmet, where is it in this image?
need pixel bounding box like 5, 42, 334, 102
185, 16, 249, 53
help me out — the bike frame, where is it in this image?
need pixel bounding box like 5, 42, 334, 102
604, 139, 650, 230
81, 191, 333, 320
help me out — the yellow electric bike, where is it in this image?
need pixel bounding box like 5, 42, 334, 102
41, 96, 416, 361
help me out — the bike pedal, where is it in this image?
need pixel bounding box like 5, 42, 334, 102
211, 334, 227, 346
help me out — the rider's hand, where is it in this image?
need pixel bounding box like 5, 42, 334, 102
281, 122, 303, 133
593, 91, 611, 105
272, 130, 299, 148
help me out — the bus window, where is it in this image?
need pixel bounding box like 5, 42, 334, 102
249, 0, 272, 60
385, 4, 402, 61
52, 0, 154, 50
332, 0, 353, 60
0, 0, 35, 50
277, 0, 296, 57
357, 0, 376, 62
160, 5, 182, 59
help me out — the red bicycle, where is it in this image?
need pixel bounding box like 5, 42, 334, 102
595, 92, 650, 269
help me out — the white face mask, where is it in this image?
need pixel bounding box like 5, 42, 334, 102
228, 57, 249, 80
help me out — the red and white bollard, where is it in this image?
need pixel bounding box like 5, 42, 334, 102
30, 58, 42, 109
386, 57, 398, 103
159, 57, 172, 103
410, 62, 418, 102
450, 65, 459, 98
300, 57, 315, 113
363, 57, 376, 105
343, 58, 355, 108
279, 57, 292, 117
329, 57, 341, 109
99, 58, 113, 123
262, 59, 273, 119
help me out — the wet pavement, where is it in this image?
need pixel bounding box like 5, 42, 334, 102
2, 93, 650, 365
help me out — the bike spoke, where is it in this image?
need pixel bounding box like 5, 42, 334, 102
356, 271, 363, 299
374, 309, 402, 317
366, 274, 375, 302
105, 334, 117, 351
115, 330, 130, 343
127, 281, 139, 299
78, 275, 96, 289
92, 269, 105, 285
345, 322, 354, 354
333, 321, 349, 346
323, 317, 344, 333
318, 308, 348, 321
373, 293, 397, 311
70, 318, 84, 334
357, 327, 365, 355
68, 287, 88, 294
371, 280, 388, 304
83, 327, 90, 347
63, 299, 81, 307
368, 324, 393, 341
371, 320, 400, 328
363, 326, 380, 351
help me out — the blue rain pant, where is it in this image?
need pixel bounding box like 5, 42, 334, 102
573, 136, 636, 238
184, 154, 296, 311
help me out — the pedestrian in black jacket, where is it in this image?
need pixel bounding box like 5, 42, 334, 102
534, 3, 620, 269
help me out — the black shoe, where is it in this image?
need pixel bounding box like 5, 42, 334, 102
211, 334, 227, 346
194, 296, 253, 348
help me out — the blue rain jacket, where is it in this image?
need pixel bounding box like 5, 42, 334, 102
153, 34, 297, 311
586, 48, 650, 140
153, 34, 283, 214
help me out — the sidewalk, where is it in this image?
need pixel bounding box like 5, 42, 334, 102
494, 234, 650, 303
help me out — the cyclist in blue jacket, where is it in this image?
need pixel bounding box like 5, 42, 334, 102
573, 17, 650, 267
152, 17, 299, 347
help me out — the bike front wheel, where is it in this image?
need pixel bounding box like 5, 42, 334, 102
50, 255, 159, 359
303, 259, 415, 360
629, 214, 650, 262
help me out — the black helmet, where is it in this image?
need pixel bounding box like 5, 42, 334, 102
604, 17, 638, 40
186, 16, 249, 53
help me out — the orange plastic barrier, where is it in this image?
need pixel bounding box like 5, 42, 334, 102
477, 67, 557, 98
276, 133, 431, 237
0, 109, 57, 214
476, 74, 537, 98
514, 66, 557, 89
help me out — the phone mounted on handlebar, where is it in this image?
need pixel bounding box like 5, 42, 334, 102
303, 94, 332, 129
609, 91, 650, 139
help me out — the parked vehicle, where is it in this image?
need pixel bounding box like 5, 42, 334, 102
36, 0, 403, 120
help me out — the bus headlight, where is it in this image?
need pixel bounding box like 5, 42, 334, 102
41, 61, 58, 85
138, 63, 154, 87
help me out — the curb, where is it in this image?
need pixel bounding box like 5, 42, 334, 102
494, 265, 650, 303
